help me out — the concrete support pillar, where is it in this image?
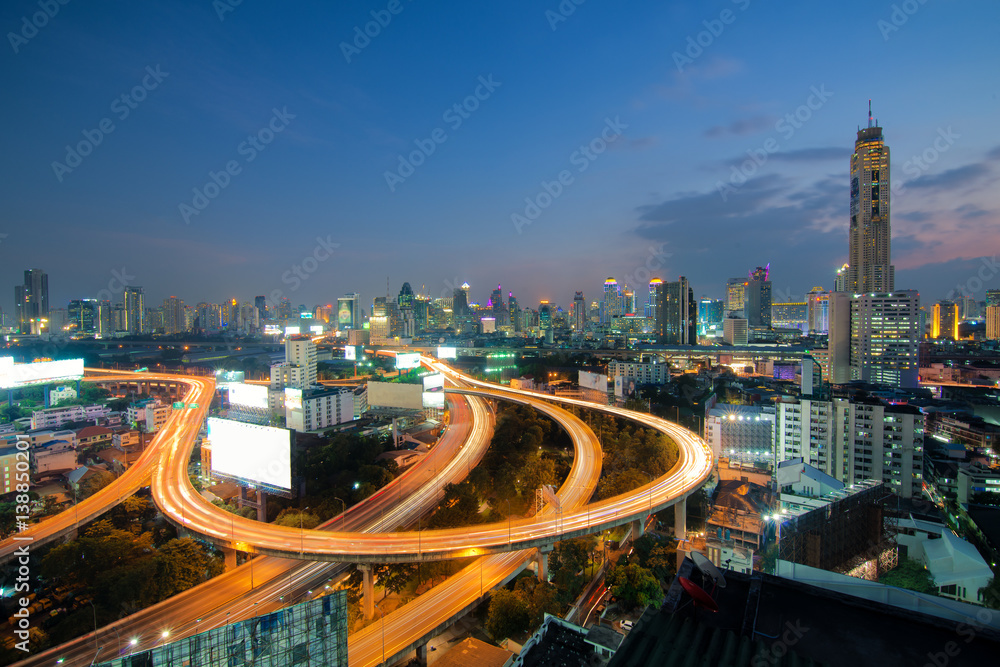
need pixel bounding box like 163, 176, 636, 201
537, 545, 554, 582
416, 643, 428, 667
222, 547, 238, 570
359, 565, 374, 620
631, 517, 645, 540
257, 491, 267, 522
675, 498, 687, 541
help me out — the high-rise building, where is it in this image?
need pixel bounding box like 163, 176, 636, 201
254, 295, 267, 321
987, 290, 1000, 307
337, 293, 361, 329
743, 265, 772, 327
68, 299, 98, 334
723, 316, 748, 345
284, 335, 317, 389
833, 264, 850, 293
646, 279, 663, 319
655, 277, 695, 345
509, 293, 521, 332
725, 278, 746, 317
698, 298, 724, 337
847, 104, 893, 293
162, 296, 186, 335
539, 301, 552, 332
623, 288, 636, 316
932, 301, 960, 340
601, 278, 623, 324
771, 302, 808, 331
830, 290, 920, 388
572, 292, 585, 332
986, 306, 1000, 340
15, 268, 48, 334
369, 297, 390, 344
806, 287, 830, 334
124, 286, 145, 334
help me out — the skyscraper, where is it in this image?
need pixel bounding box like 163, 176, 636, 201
163, 296, 186, 334
806, 287, 830, 334
932, 301, 959, 340
848, 103, 893, 293
646, 279, 663, 319
15, 268, 48, 334
124, 286, 145, 334
725, 278, 746, 317
572, 292, 585, 332
337, 293, 361, 329
601, 278, 623, 324
509, 293, 520, 332
743, 265, 772, 327
68, 299, 98, 334
655, 277, 695, 345
254, 295, 267, 321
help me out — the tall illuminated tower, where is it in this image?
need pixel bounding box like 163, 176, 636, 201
848, 102, 893, 293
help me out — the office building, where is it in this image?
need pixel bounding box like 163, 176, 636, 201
124, 286, 145, 334
987, 305, 1000, 340
607, 359, 671, 385
369, 297, 390, 344
655, 277, 695, 344
15, 268, 48, 334
68, 299, 98, 334
723, 316, 748, 345
743, 265, 772, 327
646, 279, 662, 319
829, 291, 920, 388
571, 292, 585, 332
932, 300, 960, 340
771, 302, 808, 331
286, 386, 354, 432
807, 287, 829, 333
162, 296, 185, 334
725, 278, 745, 316
847, 106, 893, 293
601, 278, 624, 324
698, 298, 724, 337
987, 289, 1000, 307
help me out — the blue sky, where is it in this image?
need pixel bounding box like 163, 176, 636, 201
2, 0, 999, 314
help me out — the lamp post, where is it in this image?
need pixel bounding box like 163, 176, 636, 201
87, 600, 98, 654
373, 602, 386, 665
111, 626, 122, 657
334, 497, 346, 532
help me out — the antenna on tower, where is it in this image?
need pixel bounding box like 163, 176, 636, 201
868, 99, 873, 129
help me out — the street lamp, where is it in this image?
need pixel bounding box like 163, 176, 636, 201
334, 497, 346, 532
373, 601, 386, 665
111, 626, 122, 657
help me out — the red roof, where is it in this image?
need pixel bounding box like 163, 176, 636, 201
76, 425, 113, 439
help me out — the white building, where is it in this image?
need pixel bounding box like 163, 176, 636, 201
145, 404, 172, 432
607, 359, 670, 385
776, 458, 845, 513
50, 385, 78, 405
896, 517, 994, 605
723, 317, 748, 345
284, 335, 317, 389
32, 438, 77, 475
286, 386, 354, 432
31, 404, 110, 430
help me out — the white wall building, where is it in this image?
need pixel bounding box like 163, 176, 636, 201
607, 360, 671, 385
896, 517, 994, 605
31, 404, 110, 430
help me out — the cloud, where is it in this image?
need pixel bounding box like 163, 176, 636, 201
986, 145, 1000, 161
906, 163, 991, 191
956, 204, 989, 219
769, 147, 851, 163
703, 115, 775, 138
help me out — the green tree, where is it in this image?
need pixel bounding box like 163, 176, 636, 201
879, 557, 937, 595
485, 588, 531, 640
273, 509, 321, 529
607, 562, 663, 610
154, 538, 225, 598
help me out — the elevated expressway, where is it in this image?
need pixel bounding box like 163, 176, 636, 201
12, 378, 495, 667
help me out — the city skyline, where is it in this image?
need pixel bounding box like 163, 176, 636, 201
2, 1, 999, 312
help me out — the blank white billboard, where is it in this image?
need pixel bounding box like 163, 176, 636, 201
395, 352, 421, 370
310, 325, 325, 334
285, 326, 301, 335
367, 382, 423, 410
344, 346, 357, 361
207, 417, 292, 491
437, 346, 457, 359
228, 383, 269, 409
0, 358, 85, 389
422, 373, 445, 409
